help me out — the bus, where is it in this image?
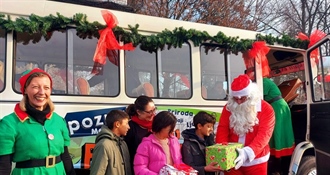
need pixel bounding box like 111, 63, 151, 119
0, 1, 328, 174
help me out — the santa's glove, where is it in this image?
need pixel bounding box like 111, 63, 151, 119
234, 147, 254, 170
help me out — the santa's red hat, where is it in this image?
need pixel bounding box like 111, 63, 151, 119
231, 74, 252, 97
19, 68, 52, 94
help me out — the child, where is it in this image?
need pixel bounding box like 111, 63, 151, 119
181, 111, 222, 175
90, 110, 132, 175
133, 111, 182, 174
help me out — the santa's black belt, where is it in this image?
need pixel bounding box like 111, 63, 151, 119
16, 155, 61, 168
266, 95, 283, 104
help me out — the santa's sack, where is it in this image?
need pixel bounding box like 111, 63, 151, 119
159, 164, 198, 175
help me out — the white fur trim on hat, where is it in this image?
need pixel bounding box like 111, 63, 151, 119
231, 80, 252, 97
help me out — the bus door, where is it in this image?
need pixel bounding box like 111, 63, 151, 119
307, 35, 330, 174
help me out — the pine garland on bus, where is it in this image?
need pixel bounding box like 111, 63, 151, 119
0, 13, 309, 54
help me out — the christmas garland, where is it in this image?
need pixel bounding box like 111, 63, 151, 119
0, 13, 309, 53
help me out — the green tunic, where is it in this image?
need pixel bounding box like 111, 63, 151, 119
263, 78, 295, 158
0, 104, 70, 175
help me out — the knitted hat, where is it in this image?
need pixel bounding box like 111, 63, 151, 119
231, 74, 252, 97
19, 68, 52, 94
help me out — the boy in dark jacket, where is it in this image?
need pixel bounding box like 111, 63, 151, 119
90, 110, 132, 175
181, 111, 222, 175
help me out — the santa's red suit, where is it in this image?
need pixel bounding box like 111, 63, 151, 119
216, 100, 275, 175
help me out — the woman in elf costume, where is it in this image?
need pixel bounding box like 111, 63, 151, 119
124, 95, 156, 173
0, 68, 75, 175
263, 77, 295, 174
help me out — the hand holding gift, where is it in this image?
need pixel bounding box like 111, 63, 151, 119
234, 146, 255, 170
204, 162, 223, 172
234, 148, 248, 169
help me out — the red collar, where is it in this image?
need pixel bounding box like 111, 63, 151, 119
14, 103, 52, 122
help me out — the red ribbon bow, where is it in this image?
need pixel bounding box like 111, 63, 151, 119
243, 41, 271, 77
297, 29, 326, 66
173, 163, 194, 172
92, 10, 135, 74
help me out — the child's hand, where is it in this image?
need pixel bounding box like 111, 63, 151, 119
204, 162, 222, 172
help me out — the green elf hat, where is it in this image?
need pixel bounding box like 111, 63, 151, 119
19, 68, 53, 94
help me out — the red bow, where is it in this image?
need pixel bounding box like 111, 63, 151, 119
297, 30, 326, 66
243, 41, 270, 77
92, 10, 135, 74
174, 163, 195, 173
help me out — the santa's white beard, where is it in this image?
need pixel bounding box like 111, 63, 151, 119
227, 97, 259, 136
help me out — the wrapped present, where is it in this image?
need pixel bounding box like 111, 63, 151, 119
205, 142, 243, 170
159, 164, 198, 175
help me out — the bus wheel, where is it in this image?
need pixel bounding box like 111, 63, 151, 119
296, 156, 316, 175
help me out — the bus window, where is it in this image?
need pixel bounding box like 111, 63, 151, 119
14, 31, 66, 94
159, 43, 191, 99
228, 52, 246, 83
15, 61, 38, 91
70, 29, 119, 96
313, 41, 330, 101
270, 71, 306, 104
125, 43, 191, 98
44, 63, 68, 94
125, 46, 156, 97
0, 29, 5, 91
200, 44, 227, 100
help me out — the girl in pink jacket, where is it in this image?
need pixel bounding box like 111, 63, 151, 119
133, 111, 183, 175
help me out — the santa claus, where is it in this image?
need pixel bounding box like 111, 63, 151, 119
216, 74, 275, 175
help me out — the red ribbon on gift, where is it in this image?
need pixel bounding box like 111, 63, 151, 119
174, 163, 195, 173
92, 10, 135, 74
297, 29, 326, 66
243, 41, 270, 77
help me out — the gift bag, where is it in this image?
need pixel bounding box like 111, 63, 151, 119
159, 164, 198, 175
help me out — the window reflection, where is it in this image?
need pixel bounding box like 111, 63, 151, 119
228, 53, 246, 85
0, 29, 5, 91
70, 29, 119, 96
125, 46, 156, 97
124, 43, 191, 99
200, 44, 227, 100
14, 29, 119, 96
313, 42, 330, 101
159, 43, 191, 99
15, 31, 66, 94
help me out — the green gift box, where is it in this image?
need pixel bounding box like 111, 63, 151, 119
205, 143, 243, 170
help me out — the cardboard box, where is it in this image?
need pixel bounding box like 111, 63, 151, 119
205, 143, 243, 170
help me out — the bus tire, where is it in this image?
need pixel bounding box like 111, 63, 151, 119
296, 156, 316, 175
